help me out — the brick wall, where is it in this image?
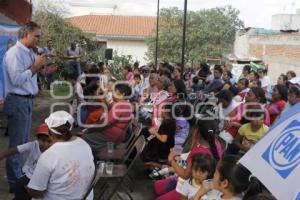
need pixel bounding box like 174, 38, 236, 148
249, 44, 264, 58
249, 44, 300, 60
235, 31, 300, 82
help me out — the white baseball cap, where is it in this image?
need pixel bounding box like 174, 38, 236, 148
289, 77, 300, 86
45, 111, 74, 135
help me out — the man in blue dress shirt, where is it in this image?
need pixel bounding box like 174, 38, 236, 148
2, 21, 47, 193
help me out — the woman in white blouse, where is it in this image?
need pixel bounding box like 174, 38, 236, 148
27, 111, 95, 200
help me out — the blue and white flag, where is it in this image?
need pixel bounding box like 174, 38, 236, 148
239, 103, 300, 200
0, 23, 19, 101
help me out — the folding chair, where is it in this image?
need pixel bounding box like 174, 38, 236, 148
97, 119, 142, 161
96, 136, 146, 200
120, 118, 143, 151
118, 119, 134, 148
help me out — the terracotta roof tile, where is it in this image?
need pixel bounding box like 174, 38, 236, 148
0, 0, 32, 25
67, 15, 156, 38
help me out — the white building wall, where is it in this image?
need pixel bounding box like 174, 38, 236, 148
262, 58, 300, 83
272, 14, 300, 30
233, 31, 250, 58
107, 39, 148, 65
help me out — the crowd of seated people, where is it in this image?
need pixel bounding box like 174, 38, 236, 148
75, 63, 300, 200
114, 62, 298, 200
2, 59, 299, 200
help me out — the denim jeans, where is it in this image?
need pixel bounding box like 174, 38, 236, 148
3, 95, 33, 191
68, 60, 81, 77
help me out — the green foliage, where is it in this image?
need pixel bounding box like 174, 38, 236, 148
33, 2, 134, 79
106, 52, 134, 80
146, 6, 244, 64
33, 2, 105, 75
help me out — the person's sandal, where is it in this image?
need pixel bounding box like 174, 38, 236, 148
148, 167, 169, 180
148, 169, 164, 180
145, 167, 159, 175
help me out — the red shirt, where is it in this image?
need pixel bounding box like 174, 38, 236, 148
267, 100, 286, 125
87, 100, 133, 143
85, 107, 104, 124
186, 139, 223, 164
126, 72, 134, 85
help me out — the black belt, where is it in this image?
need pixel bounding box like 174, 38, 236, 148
9, 93, 35, 98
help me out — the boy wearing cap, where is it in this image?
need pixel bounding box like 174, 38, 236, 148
288, 76, 300, 88
0, 123, 51, 200
27, 111, 95, 200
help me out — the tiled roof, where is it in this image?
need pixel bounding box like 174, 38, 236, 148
67, 15, 156, 38
0, 0, 32, 25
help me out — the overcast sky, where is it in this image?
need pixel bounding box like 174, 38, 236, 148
48, 0, 299, 29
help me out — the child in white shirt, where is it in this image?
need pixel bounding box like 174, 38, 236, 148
0, 123, 51, 200
194, 155, 263, 200
177, 154, 218, 200
66, 73, 84, 113
105, 79, 116, 105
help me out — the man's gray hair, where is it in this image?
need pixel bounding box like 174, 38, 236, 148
18, 21, 41, 39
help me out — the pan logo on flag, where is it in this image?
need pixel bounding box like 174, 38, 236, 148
262, 120, 300, 179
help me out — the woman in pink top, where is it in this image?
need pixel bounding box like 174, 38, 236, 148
124, 65, 134, 85
82, 83, 133, 154
151, 76, 170, 129
154, 119, 223, 200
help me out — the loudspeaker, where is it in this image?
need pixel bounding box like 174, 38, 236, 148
105, 48, 113, 60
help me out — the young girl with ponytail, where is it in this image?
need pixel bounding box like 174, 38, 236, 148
194, 154, 263, 200
154, 119, 223, 200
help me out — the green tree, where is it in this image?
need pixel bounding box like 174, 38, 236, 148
33, 1, 105, 75
33, 1, 134, 79
107, 52, 134, 80
146, 6, 244, 64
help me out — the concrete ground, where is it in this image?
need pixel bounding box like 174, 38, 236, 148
0, 91, 155, 200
